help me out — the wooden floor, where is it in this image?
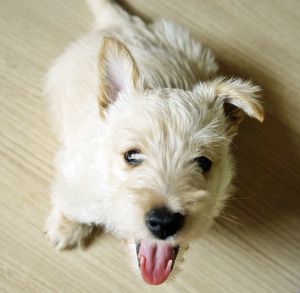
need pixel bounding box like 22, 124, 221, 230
1, 1, 299, 292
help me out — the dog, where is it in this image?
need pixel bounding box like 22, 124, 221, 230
45, 0, 264, 285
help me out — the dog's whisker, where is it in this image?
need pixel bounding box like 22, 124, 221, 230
218, 215, 244, 227
224, 196, 251, 201
221, 212, 240, 220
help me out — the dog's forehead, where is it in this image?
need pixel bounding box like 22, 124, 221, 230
112, 89, 217, 123
107, 89, 226, 152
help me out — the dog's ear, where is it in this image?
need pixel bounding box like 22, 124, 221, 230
98, 37, 140, 117
214, 78, 264, 130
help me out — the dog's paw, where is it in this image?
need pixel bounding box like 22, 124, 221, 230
45, 208, 92, 250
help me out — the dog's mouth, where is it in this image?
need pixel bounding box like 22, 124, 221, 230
136, 239, 179, 285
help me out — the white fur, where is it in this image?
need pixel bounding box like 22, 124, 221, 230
44, 0, 263, 284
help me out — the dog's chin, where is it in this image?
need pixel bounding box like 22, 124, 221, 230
135, 239, 179, 285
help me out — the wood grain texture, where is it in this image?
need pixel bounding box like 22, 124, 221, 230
0, 0, 299, 292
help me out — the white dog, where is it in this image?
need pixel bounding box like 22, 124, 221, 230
45, 0, 264, 285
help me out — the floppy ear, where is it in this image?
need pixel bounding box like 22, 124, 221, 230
215, 78, 264, 128
98, 36, 140, 117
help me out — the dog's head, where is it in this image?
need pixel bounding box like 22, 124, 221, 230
97, 37, 264, 285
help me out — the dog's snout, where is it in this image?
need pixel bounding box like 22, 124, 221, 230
145, 207, 185, 239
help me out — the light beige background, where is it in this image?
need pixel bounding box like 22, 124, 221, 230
0, 1, 299, 292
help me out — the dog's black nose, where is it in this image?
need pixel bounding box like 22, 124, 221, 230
145, 207, 185, 239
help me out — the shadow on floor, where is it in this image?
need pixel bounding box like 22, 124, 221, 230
218, 63, 300, 235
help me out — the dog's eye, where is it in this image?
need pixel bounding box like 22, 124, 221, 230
194, 156, 212, 172
124, 149, 143, 165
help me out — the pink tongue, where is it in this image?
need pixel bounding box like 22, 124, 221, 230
138, 239, 174, 285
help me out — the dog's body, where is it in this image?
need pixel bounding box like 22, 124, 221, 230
45, 0, 264, 285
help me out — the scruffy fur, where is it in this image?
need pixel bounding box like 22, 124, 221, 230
45, 0, 264, 283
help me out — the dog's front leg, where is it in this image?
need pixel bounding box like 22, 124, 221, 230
45, 206, 94, 249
